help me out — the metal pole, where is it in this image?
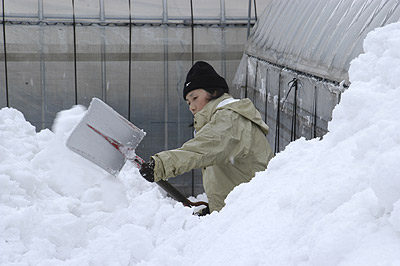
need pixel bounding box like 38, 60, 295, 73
274, 73, 282, 154
38, 0, 44, 21
72, 0, 78, 105
162, 0, 168, 23
39, 31, 46, 129
254, 60, 259, 103
253, 0, 258, 21
291, 79, 298, 141
190, 0, 195, 196
247, 0, 252, 39
313, 86, 318, 138
220, 0, 226, 78
99, 0, 105, 21
100, 0, 107, 102
2, 0, 9, 107
128, 0, 132, 121
190, 0, 194, 65
39, 0, 46, 129
220, 0, 226, 24
244, 60, 248, 98
1, 14, 255, 24
163, 0, 169, 151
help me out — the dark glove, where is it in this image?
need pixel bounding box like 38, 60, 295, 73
139, 159, 155, 183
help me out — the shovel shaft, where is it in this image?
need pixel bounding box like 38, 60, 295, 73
156, 180, 209, 208
129, 157, 208, 208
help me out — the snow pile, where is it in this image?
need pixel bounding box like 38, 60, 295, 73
1, 22, 400, 265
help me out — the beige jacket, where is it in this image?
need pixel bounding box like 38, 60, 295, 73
152, 94, 273, 212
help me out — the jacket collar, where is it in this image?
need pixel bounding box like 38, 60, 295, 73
193, 93, 232, 132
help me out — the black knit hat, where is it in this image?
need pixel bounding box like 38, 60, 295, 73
183, 61, 229, 99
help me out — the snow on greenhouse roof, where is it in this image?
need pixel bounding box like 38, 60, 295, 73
245, 0, 400, 84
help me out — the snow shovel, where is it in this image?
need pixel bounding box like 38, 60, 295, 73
66, 98, 208, 208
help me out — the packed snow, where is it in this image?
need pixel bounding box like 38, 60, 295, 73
1, 22, 400, 266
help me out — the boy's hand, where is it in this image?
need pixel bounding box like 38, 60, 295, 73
139, 159, 155, 183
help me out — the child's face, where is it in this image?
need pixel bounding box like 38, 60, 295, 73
185, 89, 211, 115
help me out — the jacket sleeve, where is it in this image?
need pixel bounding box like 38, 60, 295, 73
152, 109, 252, 182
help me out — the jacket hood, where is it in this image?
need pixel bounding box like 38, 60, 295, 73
194, 93, 269, 135
219, 97, 269, 135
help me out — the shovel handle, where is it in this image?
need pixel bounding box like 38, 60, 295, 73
156, 180, 209, 208
130, 156, 208, 208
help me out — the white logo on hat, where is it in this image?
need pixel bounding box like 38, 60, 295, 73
185, 82, 191, 87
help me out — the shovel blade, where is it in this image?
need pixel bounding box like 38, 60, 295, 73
66, 98, 145, 176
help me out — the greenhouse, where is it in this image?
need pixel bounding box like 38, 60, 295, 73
234, 0, 400, 153
1, 0, 399, 195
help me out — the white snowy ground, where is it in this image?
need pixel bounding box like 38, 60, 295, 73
1, 22, 400, 266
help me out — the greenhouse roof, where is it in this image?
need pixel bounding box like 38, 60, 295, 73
245, 0, 400, 84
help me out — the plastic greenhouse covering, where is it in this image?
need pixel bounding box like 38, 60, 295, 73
0, 0, 263, 196
234, 0, 400, 153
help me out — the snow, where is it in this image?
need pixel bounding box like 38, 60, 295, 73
2, 21, 400, 265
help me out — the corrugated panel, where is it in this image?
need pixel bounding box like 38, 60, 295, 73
246, 0, 400, 84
